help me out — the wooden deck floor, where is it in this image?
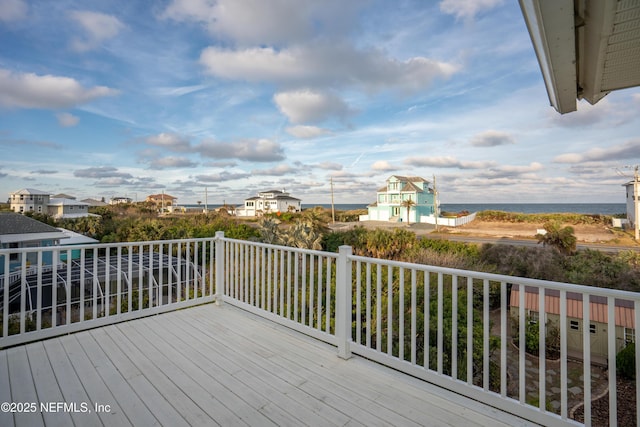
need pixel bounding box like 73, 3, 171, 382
0, 303, 537, 427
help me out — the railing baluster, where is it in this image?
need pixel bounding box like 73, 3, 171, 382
377, 264, 382, 352
301, 253, 306, 325
286, 251, 291, 319
105, 248, 110, 316
128, 245, 133, 311
2, 254, 8, 337
519, 284, 526, 403
539, 287, 546, 408
583, 293, 591, 427
411, 269, 416, 365
387, 265, 393, 356
366, 262, 372, 349
466, 277, 472, 385
452, 275, 458, 379
316, 255, 322, 331
483, 279, 489, 391
424, 271, 430, 370
280, 250, 285, 318
115, 246, 121, 313
308, 254, 314, 328
325, 256, 331, 333
36, 251, 42, 330
294, 253, 299, 322
399, 267, 404, 361
500, 281, 507, 397
560, 290, 568, 419
93, 247, 99, 319
607, 297, 617, 426
437, 272, 443, 374
356, 260, 362, 345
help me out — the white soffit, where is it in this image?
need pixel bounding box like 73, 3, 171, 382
520, 0, 577, 113
580, 0, 640, 103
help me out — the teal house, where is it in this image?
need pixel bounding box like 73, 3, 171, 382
366, 175, 436, 223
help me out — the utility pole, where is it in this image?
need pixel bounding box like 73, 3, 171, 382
433, 174, 439, 232
330, 177, 336, 224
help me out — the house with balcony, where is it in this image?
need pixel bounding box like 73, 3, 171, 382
145, 193, 177, 208
9, 188, 51, 214
235, 189, 301, 217
365, 175, 435, 223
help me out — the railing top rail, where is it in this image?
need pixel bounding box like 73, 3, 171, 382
348, 253, 640, 301
220, 236, 338, 258
0, 236, 218, 254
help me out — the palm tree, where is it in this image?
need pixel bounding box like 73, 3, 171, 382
536, 221, 577, 255
401, 198, 416, 225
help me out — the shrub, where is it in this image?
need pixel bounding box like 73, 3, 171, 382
617, 343, 635, 379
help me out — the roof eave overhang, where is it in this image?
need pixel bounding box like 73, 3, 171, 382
520, 0, 578, 114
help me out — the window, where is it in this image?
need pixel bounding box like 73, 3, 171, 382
625, 328, 636, 343
570, 320, 580, 331
590, 324, 596, 334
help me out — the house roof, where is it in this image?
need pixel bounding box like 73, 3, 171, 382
520, 0, 640, 114
389, 175, 428, 183
81, 198, 108, 206
400, 182, 424, 193
10, 188, 50, 196
52, 193, 76, 200
147, 193, 177, 200
49, 198, 90, 206
56, 228, 99, 245
0, 212, 67, 244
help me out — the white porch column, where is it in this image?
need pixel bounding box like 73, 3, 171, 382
215, 231, 225, 305
336, 245, 353, 359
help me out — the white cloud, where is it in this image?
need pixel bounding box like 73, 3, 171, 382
554, 140, 640, 164
200, 44, 458, 92
69, 11, 125, 52
195, 138, 285, 162
405, 156, 496, 169
274, 89, 351, 124
0, 69, 119, 109
148, 156, 197, 170
0, 0, 27, 22
56, 112, 80, 127
475, 162, 544, 179
371, 160, 396, 172
161, 0, 365, 45
285, 125, 331, 139
470, 130, 514, 147
145, 133, 191, 152
252, 164, 296, 176
439, 0, 504, 20
316, 161, 343, 171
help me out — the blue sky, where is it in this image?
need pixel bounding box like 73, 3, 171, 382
1, 0, 639, 205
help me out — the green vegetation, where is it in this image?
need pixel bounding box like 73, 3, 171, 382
535, 221, 577, 255
617, 343, 636, 380
477, 210, 614, 225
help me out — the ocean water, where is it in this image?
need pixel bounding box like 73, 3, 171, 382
303, 203, 627, 215
182, 203, 627, 215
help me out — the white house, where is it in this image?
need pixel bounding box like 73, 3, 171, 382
9, 188, 51, 214
110, 196, 133, 205
236, 190, 301, 217
47, 198, 92, 219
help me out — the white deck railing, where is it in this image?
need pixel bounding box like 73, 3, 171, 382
2, 231, 639, 426
0, 237, 216, 348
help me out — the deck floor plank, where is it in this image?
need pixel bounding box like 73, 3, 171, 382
116, 317, 255, 427
58, 334, 133, 427
25, 341, 73, 427
41, 339, 103, 427
6, 346, 44, 427
0, 303, 538, 427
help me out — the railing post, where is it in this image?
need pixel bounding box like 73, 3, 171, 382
336, 245, 352, 359
215, 231, 225, 305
